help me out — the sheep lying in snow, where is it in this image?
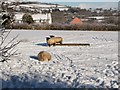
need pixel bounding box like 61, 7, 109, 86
46, 36, 63, 47
37, 51, 51, 61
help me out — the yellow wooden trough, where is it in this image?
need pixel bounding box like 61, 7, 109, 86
55, 43, 90, 46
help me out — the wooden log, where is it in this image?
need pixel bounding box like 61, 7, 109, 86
55, 43, 90, 46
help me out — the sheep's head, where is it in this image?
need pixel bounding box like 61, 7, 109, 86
46, 37, 50, 41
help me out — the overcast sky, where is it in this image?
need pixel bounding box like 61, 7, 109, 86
26, 0, 119, 2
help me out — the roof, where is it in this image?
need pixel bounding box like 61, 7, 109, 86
70, 17, 83, 25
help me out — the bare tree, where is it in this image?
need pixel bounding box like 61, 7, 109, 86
1, 2, 8, 11
0, 1, 21, 62
0, 28, 21, 62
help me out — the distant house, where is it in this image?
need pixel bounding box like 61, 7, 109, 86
32, 13, 52, 24
14, 13, 52, 24
70, 17, 83, 25
87, 16, 105, 23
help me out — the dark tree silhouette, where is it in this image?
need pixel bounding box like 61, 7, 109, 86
22, 13, 34, 24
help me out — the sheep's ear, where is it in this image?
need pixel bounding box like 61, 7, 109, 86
50, 35, 55, 38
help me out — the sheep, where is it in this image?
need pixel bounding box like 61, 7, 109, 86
37, 51, 51, 61
46, 36, 63, 47
51, 37, 63, 44
49, 35, 63, 44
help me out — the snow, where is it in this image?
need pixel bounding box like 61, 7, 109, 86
19, 4, 67, 9
14, 13, 24, 21
0, 30, 119, 88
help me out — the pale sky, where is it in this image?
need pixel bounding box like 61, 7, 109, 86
26, 0, 119, 2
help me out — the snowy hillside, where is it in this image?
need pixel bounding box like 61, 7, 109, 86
0, 0, 22, 3
1, 30, 119, 88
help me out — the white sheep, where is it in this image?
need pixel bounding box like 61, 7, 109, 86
46, 36, 63, 46
37, 51, 51, 61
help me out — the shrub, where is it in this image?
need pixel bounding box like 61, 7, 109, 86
11, 23, 33, 29
22, 13, 34, 24
10, 22, 118, 31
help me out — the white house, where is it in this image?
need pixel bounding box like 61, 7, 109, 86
14, 13, 52, 24
88, 16, 105, 22
32, 13, 52, 24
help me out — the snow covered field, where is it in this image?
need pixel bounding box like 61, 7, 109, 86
0, 30, 119, 88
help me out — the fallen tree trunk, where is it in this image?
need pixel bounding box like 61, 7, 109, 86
55, 43, 90, 46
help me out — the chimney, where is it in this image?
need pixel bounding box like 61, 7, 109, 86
72, 16, 75, 19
